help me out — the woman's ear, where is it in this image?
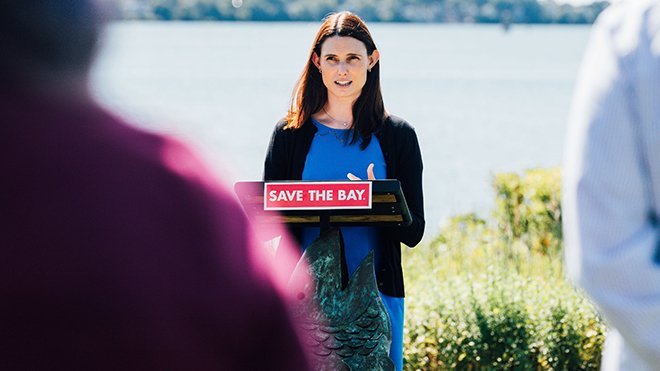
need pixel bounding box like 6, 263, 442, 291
368, 50, 381, 70
312, 52, 321, 69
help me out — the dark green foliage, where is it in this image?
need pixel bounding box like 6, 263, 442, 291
545, 305, 603, 370
116, 0, 610, 23
470, 293, 536, 369
403, 168, 606, 370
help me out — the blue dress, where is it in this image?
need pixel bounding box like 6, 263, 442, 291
300, 118, 405, 371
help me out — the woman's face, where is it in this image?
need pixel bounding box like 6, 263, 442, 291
312, 36, 379, 103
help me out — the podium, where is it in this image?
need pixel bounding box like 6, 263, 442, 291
234, 180, 412, 229
234, 179, 408, 370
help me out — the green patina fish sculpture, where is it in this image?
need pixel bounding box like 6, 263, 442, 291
288, 228, 394, 371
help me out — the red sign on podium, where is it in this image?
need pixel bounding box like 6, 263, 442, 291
264, 181, 372, 210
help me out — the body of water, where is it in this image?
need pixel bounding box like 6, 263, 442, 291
91, 21, 592, 238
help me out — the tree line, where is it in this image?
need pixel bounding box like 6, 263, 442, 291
116, 0, 610, 24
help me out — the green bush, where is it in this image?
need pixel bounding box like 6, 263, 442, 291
493, 168, 562, 256
403, 168, 605, 370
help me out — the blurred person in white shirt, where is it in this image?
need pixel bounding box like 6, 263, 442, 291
563, 1, 660, 370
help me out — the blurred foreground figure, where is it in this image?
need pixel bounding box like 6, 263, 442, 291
564, 1, 660, 370
0, 1, 310, 369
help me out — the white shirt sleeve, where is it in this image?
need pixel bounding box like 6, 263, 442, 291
563, 0, 660, 366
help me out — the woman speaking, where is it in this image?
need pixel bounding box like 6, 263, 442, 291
263, 11, 424, 370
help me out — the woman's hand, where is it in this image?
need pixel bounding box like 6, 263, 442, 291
347, 163, 376, 180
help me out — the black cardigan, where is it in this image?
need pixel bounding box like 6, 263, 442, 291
263, 115, 425, 297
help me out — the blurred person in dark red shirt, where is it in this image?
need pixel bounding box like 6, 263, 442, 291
0, 1, 310, 370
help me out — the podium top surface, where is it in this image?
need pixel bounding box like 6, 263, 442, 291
234, 180, 412, 227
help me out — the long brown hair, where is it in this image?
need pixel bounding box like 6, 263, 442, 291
285, 11, 386, 149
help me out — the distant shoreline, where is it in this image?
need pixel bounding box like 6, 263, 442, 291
112, 19, 600, 25
114, 1, 610, 24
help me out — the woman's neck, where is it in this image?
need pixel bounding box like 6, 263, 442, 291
315, 97, 354, 129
